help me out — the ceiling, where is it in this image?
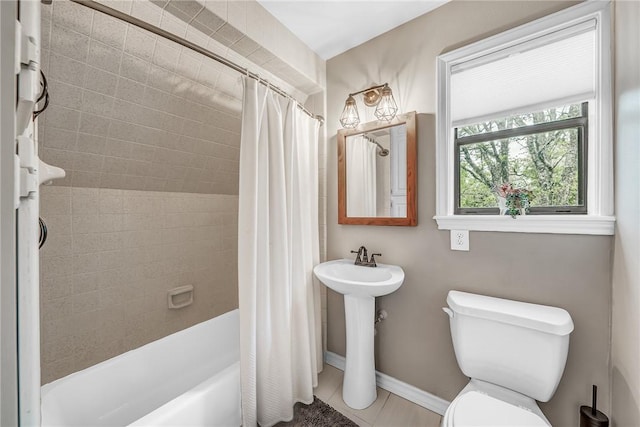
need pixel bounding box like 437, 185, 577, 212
257, 0, 449, 60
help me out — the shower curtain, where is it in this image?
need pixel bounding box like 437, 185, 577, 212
346, 136, 377, 216
238, 77, 322, 427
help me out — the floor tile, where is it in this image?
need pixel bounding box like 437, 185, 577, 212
373, 393, 442, 427
314, 364, 343, 402
314, 364, 442, 427
337, 408, 373, 427
328, 386, 390, 425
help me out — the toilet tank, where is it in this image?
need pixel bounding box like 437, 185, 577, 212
445, 291, 574, 402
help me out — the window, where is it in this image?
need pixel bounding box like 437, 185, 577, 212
435, 1, 614, 235
456, 102, 587, 214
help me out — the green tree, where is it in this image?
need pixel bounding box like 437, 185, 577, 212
458, 104, 581, 209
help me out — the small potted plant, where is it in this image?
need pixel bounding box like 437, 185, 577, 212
494, 183, 533, 218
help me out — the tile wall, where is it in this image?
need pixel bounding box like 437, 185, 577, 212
38, 0, 327, 383
158, 0, 325, 95
39, 0, 325, 195
40, 186, 238, 384
40, 0, 243, 194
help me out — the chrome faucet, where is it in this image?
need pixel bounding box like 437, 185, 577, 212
350, 246, 381, 267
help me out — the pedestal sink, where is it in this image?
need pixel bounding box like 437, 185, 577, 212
313, 259, 404, 409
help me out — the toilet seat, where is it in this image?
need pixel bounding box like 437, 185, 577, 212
443, 391, 548, 427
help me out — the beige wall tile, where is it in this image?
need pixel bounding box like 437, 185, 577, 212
40, 256, 73, 279
169, 0, 204, 20
52, 0, 93, 36
75, 133, 107, 155
191, 7, 226, 35
71, 187, 99, 214
152, 39, 181, 72
43, 127, 77, 151
86, 40, 122, 74
83, 67, 118, 97
72, 171, 102, 188
147, 64, 177, 93
40, 187, 239, 384
78, 112, 110, 137
91, 12, 126, 50
48, 53, 86, 85
120, 54, 151, 84
124, 27, 157, 62
49, 79, 84, 110
50, 24, 90, 62
97, 0, 132, 15
104, 138, 134, 157
115, 77, 146, 104
131, 1, 162, 27
41, 0, 323, 197
176, 49, 203, 81
41, 274, 73, 302
71, 151, 104, 174
45, 106, 81, 132
159, 10, 188, 38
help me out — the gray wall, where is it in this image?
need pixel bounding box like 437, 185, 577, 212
611, 0, 640, 425
326, 2, 612, 426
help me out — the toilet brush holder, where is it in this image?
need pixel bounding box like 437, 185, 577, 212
580, 385, 609, 427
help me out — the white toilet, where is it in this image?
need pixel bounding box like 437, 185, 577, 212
442, 290, 574, 426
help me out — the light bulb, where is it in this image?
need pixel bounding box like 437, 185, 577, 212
339, 95, 360, 128
374, 85, 398, 122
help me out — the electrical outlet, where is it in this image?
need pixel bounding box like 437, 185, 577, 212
450, 230, 469, 251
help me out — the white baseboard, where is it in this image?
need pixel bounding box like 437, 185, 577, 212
324, 351, 450, 416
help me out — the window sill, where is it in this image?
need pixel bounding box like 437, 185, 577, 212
433, 215, 615, 235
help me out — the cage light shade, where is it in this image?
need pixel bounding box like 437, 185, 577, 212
374, 85, 398, 121
340, 95, 360, 128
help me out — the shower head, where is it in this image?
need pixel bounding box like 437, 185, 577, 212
364, 134, 389, 157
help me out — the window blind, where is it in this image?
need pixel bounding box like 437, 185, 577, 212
450, 22, 597, 126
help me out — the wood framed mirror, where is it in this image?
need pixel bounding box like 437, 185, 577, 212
338, 111, 417, 226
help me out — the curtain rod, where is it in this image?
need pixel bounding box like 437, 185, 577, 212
363, 134, 385, 152
69, 0, 324, 125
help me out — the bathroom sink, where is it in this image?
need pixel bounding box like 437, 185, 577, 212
313, 258, 405, 410
313, 259, 404, 297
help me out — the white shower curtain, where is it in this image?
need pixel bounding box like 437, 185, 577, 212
346, 136, 377, 216
238, 77, 322, 427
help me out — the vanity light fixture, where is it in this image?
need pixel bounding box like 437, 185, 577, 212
374, 84, 398, 122
339, 83, 398, 128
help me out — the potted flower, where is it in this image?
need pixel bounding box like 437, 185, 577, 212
494, 183, 533, 218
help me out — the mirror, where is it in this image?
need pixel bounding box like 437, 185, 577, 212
338, 111, 417, 226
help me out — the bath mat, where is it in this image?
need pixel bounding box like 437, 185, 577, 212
275, 396, 358, 427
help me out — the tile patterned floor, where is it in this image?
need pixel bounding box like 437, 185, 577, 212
313, 364, 443, 427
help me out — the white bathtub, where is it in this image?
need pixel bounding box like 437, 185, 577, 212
41, 309, 241, 427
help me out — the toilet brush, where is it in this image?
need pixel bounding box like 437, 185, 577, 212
580, 385, 609, 427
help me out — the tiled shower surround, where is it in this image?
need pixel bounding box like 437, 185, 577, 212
38, 0, 326, 384
40, 186, 238, 384
39, 0, 243, 194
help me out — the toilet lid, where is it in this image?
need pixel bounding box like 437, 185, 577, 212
451, 391, 548, 427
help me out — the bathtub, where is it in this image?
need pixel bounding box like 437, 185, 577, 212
41, 309, 241, 427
